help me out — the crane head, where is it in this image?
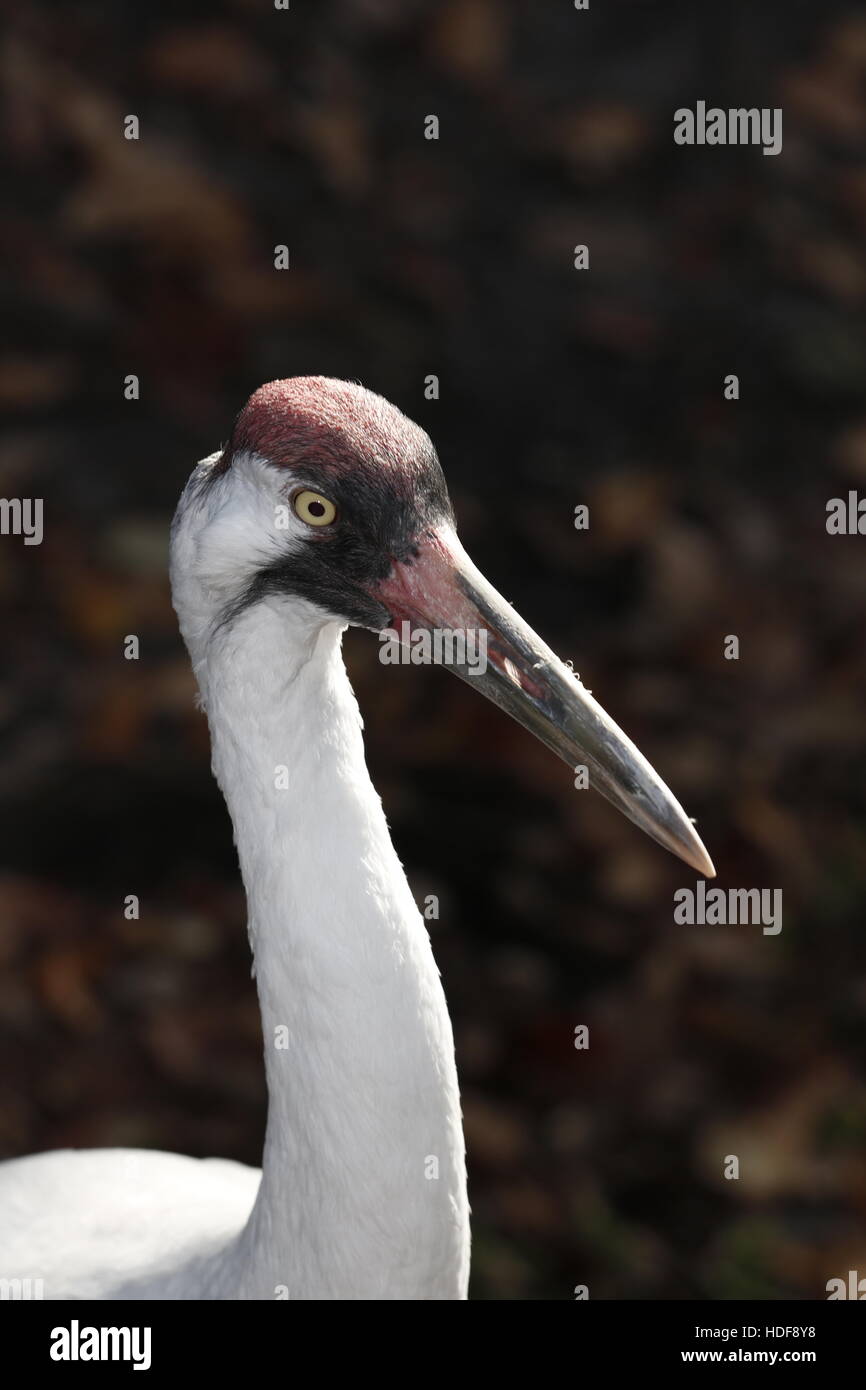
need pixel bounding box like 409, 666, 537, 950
172, 376, 714, 878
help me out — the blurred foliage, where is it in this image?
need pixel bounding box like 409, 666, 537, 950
1, 0, 866, 1299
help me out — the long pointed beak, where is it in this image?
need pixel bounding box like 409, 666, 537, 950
372, 526, 715, 878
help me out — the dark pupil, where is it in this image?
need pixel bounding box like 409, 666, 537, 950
308, 500, 325, 517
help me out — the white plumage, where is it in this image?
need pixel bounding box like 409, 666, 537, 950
0, 379, 712, 1300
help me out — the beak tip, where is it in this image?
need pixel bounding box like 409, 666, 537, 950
684, 837, 716, 879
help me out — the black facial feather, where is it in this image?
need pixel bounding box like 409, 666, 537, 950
224, 458, 449, 631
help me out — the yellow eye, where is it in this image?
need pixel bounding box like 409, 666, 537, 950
292, 490, 338, 527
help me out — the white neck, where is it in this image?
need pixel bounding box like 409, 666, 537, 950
189, 598, 469, 1299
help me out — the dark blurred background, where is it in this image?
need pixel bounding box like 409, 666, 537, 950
2, 0, 866, 1299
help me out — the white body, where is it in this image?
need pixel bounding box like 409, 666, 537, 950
0, 451, 470, 1299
